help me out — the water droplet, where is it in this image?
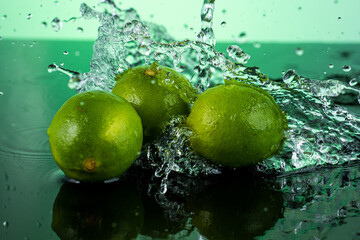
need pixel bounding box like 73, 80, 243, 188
41, 21, 47, 28
2, 15, 7, 19
329, 63, 334, 69
295, 47, 304, 56
253, 42, 261, 48
349, 78, 358, 86
3, 221, 8, 228
47, 64, 58, 73
189, 27, 194, 31
237, 32, 247, 43
63, 51, 68, 55
77, 27, 83, 33
283, 69, 300, 84
51, 17, 62, 32
338, 16, 342, 20
342, 65, 351, 72
27, 13, 32, 20
220, 21, 226, 28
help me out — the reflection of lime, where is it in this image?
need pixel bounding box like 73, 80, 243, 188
186, 81, 287, 167
140, 195, 188, 238
112, 62, 197, 142
187, 175, 284, 239
52, 181, 144, 240
47, 90, 143, 182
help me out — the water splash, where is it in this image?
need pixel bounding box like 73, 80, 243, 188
50, 0, 360, 181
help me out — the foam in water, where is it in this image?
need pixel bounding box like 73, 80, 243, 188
48, 0, 360, 179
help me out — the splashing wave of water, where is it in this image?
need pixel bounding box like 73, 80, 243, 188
50, 1, 360, 177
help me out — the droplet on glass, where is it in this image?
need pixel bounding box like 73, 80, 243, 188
342, 65, 351, 72
51, 17, 62, 32
349, 78, 358, 86
27, 13, 32, 20
329, 63, 334, 69
41, 21, 47, 28
63, 51, 68, 55
295, 47, 304, 56
220, 21, 226, 28
77, 27, 83, 33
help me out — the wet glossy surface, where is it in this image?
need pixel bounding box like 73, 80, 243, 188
0, 40, 360, 239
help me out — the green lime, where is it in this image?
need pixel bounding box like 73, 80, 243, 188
47, 90, 143, 182
112, 62, 197, 143
52, 181, 144, 240
186, 81, 287, 167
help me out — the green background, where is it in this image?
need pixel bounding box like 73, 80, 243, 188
1, 0, 360, 42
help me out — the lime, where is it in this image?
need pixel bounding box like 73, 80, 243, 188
47, 90, 143, 182
186, 81, 287, 167
112, 62, 197, 142
52, 181, 144, 240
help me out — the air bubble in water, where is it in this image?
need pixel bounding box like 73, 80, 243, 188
342, 65, 351, 72
349, 78, 358, 86
338, 16, 342, 20
41, 21, 47, 27
295, 47, 304, 56
51, 17, 62, 32
27, 13, 32, 20
2, 15, 7, 19
329, 63, 334, 69
77, 27, 83, 33
63, 51, 68, 55
237, 32, 247, 43
220, 21, 226, 27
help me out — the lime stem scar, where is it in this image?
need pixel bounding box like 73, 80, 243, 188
144, 68, 157, 77
83, 159, 97, 172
